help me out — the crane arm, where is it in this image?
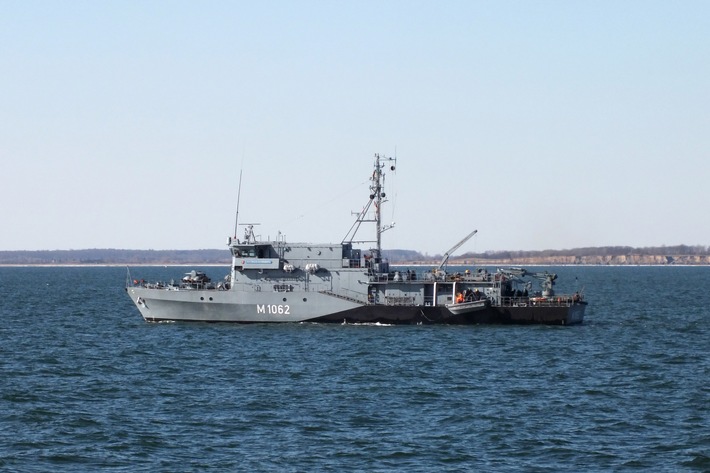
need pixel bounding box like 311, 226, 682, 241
437, 229, 478, 270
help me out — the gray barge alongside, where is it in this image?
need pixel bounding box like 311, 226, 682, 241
126, 154, 586, 325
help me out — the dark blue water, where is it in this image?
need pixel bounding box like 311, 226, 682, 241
1, 266, 708, 472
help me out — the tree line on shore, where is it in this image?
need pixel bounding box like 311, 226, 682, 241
460, 245, 710, 261
0, 245, 708, 265
0, 249, 230, 265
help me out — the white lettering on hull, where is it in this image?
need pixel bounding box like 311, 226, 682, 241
256, 304, 290, 315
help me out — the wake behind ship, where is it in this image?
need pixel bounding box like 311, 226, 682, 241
126, 154, 586, 325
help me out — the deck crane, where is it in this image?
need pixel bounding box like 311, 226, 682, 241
498, 268, 558, 297
437, 229, 478, 270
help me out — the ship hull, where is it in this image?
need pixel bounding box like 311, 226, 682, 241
127, 287, 586, 325
313, 302, 586, 325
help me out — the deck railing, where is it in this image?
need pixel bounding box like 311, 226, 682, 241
499, 296, 579, 308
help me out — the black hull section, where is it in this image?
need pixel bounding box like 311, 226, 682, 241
311, 302, 587, 326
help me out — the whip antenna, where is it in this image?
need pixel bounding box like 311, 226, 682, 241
233, 169, 243, 239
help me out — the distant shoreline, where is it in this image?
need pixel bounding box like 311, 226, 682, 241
1, 246, 709, 266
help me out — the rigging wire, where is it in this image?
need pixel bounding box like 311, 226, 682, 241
281, 179, 369, 226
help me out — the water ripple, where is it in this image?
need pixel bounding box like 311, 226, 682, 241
0, 266, 708, 472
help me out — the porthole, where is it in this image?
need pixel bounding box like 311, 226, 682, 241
303, 298, 307, 302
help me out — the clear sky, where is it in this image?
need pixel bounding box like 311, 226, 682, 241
2, 1, 708, 254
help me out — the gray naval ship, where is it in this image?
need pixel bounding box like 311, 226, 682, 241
126, 154, 586, 325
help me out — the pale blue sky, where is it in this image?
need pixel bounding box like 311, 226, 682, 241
2, 1, 708, 253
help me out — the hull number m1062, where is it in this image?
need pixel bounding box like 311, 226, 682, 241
257, 304, 290, 315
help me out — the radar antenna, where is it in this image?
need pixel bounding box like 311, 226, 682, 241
239, 223, 261, 244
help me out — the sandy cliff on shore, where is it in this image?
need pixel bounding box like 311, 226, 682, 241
445, 254, 710, 266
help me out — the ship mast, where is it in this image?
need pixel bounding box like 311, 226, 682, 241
342, 153, 396, 264
371, 153, 396, 263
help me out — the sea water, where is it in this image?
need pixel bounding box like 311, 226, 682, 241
0, 266, 708, 472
